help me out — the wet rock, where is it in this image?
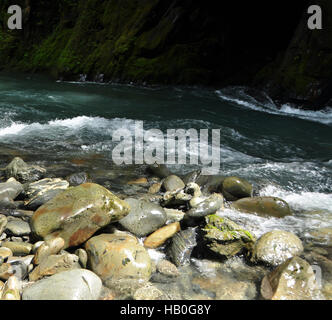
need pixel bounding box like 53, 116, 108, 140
168, 228, 197, 267
5, 218, 31, 236
164, 208, 185, 223
144, 222, 181, 249
133, 283, 165, 300
309, 228, 332, 246
187, 193, 224, 218
31, 183, 130, 248
231, 196, 292, 218
261, 257, 322, 300
182, 170, 202, 185
119, 198, 167, 237
0, 178, 23, 202
253, 230, 303, 267
1, 242, 32, 256
66, 172, 90, 186
24, 178, 69, 210
148, 183, 162, 194
193, 276, 257, 300
202, 214, 255, 258
33, 237, 65, 265
0, 247, 13, 261
0, 260, 28, 281
147, 164, 172, 179
156, 260, 179, 278
85, 233, 152, 282
75, 248, 88, 268
162, 175, 185, 192
22, 269, 102, 300
161, 188, 192, 208
1, 276, 21, 300
127, 177, 148, 185
5, 157, 46, 183
222, 176, 253, 201
0, 214, 7, 235
29, 253, 80, 281
103, 278, 150, 300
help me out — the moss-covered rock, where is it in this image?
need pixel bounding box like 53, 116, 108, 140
202, 214, 255, 258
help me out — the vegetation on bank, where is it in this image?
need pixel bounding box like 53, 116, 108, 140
0, 0, 332, 108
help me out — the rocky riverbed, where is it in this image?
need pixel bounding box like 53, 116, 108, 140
0, 157, 330, 300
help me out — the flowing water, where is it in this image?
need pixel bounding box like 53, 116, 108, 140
1, 72, 332, 298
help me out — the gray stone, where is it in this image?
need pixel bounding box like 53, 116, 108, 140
5, 219, 31, 236
24, 178, 69, 210
119, 198, 167, 237
22, 269, 102, 300
162, 175, 185, 192
5, 157, 46, 183
253, 230, 303, 267
0, 178, 23, 201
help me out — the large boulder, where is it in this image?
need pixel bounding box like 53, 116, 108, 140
253, 230, 303, 267
231, 196, 291, 218
261, 257, 323, 300
119, 198, 167, 237
22, 269, 102, 300
85, 233, 152, 283
222, 176, 253, 201
5, 157, 46, 183
30, 183, 130, 249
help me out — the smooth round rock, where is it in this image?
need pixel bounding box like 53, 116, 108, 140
1, 242, 32, 256
0, 178, 23, 202
5, 219, 31, 236
162, 175, 185, 192
222, 176, 253, 201
0, 247, 13, 260
31, 183, 130, 248
33, 237, 65, 265
119, 198, 167, 237
144, 222, 181, 249
231, 197, 292, 218
187, 193, 224, 218
261, 257, 322, 300
253, 230, 303, 267
85, 233, 152, 282
22, 269, 102, 300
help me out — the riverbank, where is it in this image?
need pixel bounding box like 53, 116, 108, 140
0, 157, 331, 300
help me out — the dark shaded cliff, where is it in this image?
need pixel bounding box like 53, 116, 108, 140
0, 0, 330, 109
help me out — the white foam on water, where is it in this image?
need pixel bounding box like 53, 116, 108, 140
216, 88, 332, 125
259, 184, 332, 212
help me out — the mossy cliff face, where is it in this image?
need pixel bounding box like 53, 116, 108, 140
0, 1, 331, 108
255, 0, 332, 109
0, 0, 226, 85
